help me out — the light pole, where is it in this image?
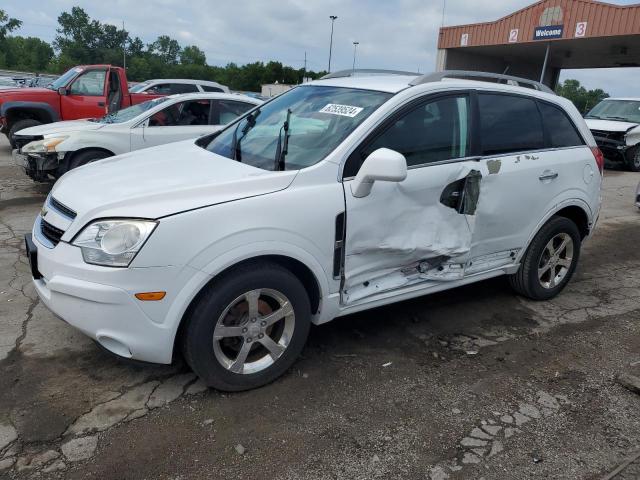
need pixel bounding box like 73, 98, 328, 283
328, 15, 338, 73
352, 41, 359, 72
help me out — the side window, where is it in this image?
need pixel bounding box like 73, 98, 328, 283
69, 70, 106, 96
202, 85, 224, 92
146, 83, 172, 95
538, 102, 584, 148
358, 95, 470, 170
216, 101, 255, 124
170, 83, 199, 94
478, 94, 544, 155
148, 100, 211, 127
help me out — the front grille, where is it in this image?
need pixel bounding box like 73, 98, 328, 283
590, 130, 625, 142
14, 135, 43, 151
50, 197, 77, 219
40, 219, 65, 247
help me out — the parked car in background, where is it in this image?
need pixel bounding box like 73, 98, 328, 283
636, 180, 640, 209
0, 64, 164, 148
25, 70, 602, 391
129, 79, 230, 95
585, 98, 640, 171
13, 92, 261, 181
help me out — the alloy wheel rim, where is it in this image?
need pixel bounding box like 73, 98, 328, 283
212, 288, 295, 375
537, 233, 574, 289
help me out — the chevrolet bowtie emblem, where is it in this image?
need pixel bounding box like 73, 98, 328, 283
41, 205, 48, 217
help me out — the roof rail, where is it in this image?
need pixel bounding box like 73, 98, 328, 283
321, 69, 421, 80
410, 70, 555, 94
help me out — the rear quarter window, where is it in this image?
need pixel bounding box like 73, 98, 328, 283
538, 102, 585, 148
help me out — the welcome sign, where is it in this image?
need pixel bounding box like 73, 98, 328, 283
533, 25, 564, 40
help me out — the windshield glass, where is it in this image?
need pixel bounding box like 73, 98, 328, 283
94, 97, 172, 124
204, 85, 392, 171
129, 81, 151, 93
48, 67, 83, 91
586, 100, 640, 123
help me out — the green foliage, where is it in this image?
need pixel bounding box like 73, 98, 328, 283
556, 79, 610, 114
0, 6, 326, 92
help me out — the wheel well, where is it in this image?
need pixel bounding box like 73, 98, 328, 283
7, 108, 52, 126
65, 147, 115, 162
554, 206, 590, 239
173, 255, 322, 360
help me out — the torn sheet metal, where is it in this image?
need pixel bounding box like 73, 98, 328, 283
343, 163, 481, 303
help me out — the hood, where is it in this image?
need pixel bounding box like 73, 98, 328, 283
0, 87, 57, 102
585, 118, 639, 133
16, 119, 105, 137
51, 140, 298, 237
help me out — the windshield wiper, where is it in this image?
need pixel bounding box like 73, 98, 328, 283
603, 116, 631, 122
274, 109, 292, 171
230, 108, 261, 162
584, 115, 601, 119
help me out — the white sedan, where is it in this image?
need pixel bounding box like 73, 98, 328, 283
14, 92, 262, 181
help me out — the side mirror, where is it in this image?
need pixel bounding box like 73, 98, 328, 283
351, 148, 407, 198
58, 87, 68, 96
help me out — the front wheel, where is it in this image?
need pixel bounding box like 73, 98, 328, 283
625, 146, 640, 172
181, 262, 311, 391
508, 216, 581, 300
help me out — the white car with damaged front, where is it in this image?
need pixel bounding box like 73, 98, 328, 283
26, 71, 602, 391
13, 92, 261, 181
585, 97, 640, 171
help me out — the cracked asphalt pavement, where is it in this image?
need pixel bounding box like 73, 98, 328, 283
1, 135, 640, 479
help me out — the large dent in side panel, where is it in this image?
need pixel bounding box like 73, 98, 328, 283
343, 164, 479, 301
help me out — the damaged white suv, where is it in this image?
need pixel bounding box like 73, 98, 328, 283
26, 70, 602, 391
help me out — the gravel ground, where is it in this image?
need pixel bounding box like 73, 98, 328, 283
0, 135, 639, 479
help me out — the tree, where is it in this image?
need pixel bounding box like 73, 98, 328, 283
0, 9, 21, 41
556, 79, 610, 114
148, 35, 181, 65
180, 45, 206, 65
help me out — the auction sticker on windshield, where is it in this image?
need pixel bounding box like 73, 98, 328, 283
319, 104, 363, 117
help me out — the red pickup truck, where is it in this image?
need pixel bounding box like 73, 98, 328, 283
0, 65, 161, 148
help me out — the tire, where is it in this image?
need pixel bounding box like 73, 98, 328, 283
508, 216, 581, 300
625, 146, 640, 172
181, 262, 311, 391
8, 119, 42, 148
66, 150, 112, 172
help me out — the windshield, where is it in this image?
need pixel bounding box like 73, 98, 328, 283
205, 85, 391, 170
586, 100, 640, 123
129, 81, 151, 93
48, 67, 83, 91
93, 97, 172, 124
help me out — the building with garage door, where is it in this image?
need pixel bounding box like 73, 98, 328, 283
437, 0, 640, 87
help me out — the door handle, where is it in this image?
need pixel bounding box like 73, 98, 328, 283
539, 171, 558, 181
98, 102, 105, 107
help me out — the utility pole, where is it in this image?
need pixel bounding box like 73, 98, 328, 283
352, 42, 359, 72
122, 21, 126, 70
328, 15, 338, 73
303, 51, 307, 83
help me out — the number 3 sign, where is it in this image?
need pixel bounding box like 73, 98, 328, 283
575, 22, 587, 37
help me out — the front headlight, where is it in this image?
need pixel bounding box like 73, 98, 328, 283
72, 219, 157, 267
22, 136, 69, 153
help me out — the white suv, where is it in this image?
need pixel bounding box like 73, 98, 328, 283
26, 70, 603, 391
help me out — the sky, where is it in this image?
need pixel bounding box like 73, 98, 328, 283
3, 0, 639, 96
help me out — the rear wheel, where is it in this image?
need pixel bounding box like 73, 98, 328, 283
181, 262, 311, 391
625, 146, 640, 172
8, 119, 42, 148
508, 216, 581, 300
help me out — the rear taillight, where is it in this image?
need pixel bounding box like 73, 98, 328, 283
591, 146, 604, 175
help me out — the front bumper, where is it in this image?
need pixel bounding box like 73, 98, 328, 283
592, 134, 631, 162
13, 149, 60, 181
29, 222, 198, 364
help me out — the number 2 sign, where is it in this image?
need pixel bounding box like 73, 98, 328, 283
575, 22, 587, 37
509, 29, 519, 43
